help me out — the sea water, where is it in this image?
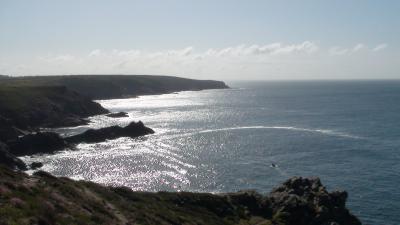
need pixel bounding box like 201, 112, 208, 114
22, 80, 400, 225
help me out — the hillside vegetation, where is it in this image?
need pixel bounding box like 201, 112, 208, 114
0, 166, 360, 225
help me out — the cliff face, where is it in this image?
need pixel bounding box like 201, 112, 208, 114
0, 85, 108, 130
0, 166, 360, 225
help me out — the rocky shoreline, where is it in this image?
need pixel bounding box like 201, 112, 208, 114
0, 75, 228, 170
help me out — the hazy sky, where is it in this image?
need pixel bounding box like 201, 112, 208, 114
0, 0, 399, 80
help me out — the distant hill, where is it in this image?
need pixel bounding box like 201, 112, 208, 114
0, 75, 229, 99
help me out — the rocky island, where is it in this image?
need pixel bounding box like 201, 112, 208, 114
0, 75, 361, 224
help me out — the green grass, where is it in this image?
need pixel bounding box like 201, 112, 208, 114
0, 166, 272, 225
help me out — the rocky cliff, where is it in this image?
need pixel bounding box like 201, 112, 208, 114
0, 75, 228, 135
0, 85, 108, 130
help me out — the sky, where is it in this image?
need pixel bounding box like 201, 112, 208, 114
0, 0, 399, 80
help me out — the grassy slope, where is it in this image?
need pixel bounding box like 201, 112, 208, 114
0, 167, 271, 225
0, 166, 362, 225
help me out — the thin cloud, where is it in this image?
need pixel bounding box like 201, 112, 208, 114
206, 41, 319, 57
88, 49, 102, 57
329, 47, 349, 55
352, 43, 365, 52
372, 43, 388, 52
329, 43, 385, 55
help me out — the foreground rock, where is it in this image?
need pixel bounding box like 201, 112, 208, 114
0, 142, 27, 170
0, 167, 361, 225
7, 132, 67, 156
269, 177, 360, 225
65, 121, 154, 144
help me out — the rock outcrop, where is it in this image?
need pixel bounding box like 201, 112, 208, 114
30, 162, 43, 170
268, 177, 361, 225
65, 121, 154, 144
106, 112, 129, 118
3, 121, 154, 158
0, 167, 361, 225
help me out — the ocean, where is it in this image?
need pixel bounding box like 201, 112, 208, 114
22, 80, 400, 225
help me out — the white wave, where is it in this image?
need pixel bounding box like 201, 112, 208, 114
198, 126, 363, 139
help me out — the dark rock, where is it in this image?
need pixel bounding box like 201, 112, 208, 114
226, 190, 271, 217
7, 132, 67, 156
65, 121, 154, 144
268, 177, 361, 225
106, 112, 129, 118
0, 142, 27, 170
30, 162, 43, 170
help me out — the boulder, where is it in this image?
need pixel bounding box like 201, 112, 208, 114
268, 177, 361, 225
106, 112, 129, 118
7, 132, 67, 156
65, 121, 154, 144
0, 142, 27, 170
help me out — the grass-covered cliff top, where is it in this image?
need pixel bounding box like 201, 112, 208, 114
0, 75, 229, 99
0, 166, 360, 225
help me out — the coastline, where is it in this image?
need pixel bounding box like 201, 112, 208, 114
0, 76, 363, 224
0, 75, 229, 167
